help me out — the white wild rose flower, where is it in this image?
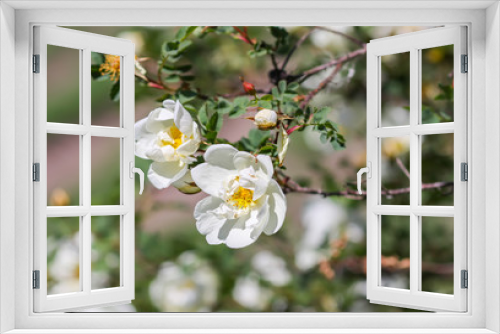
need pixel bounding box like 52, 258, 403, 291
148, 252, 218, 312
191, 144, 287, 249
135, 100, 201, 189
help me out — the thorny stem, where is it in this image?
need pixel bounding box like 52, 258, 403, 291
277, 170, 453, 200
395, 157, 411, 179
297, 46, 367, 83
280, 27, 317, 72
300, 62, 343, 109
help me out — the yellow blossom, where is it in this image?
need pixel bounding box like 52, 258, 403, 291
99, 55, 121, 82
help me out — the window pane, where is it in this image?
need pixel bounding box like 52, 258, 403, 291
421, 45, 454, 124
381, 137, 410, 205
47, 134, 80, 206
380, 52, 410, 127
91, 137, 121, 205
91, 216, 121, 290
380, 215, 410, 290
47, 217, 80, 295
421, 133, 454, 206
421, 216, 454, 294
91, 52, 121, 127
47, 45, 80, 124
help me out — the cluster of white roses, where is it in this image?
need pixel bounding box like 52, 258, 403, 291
135, 100, 287, 249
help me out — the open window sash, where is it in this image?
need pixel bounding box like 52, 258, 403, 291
365, 26, 467, 312
33, 26, 135, 312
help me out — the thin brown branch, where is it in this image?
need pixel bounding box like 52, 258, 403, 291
395, 157, 410, 179
298, 45, 367, 83
314, 26, 365, 47
281, 27, 317, 72
300, 61, 343, 109
326, 256, 453, 276
277, 170, 453, 200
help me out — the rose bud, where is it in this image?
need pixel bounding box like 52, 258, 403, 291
172, 170, 201, 194
254, 108, 278, 130
239, 76, 256, 96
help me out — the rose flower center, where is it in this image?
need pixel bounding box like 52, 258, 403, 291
228, 186, 255, 210
159, 125, 184, 149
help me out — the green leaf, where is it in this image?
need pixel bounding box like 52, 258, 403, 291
278, 80, 287, 93
176, 64, 193, 72
249, 129, 270, 148
320, 132, 328, 144
233, 96, 250, 107
270, 26, 288, 39
91, 64, 102, 79
271, 87, 280, 99
180, 75, 195, 81
259, 144, 277, 155
110, 81, 120, 101
313, 107, 330, 123
257, 100, 272, 109
287, 82, 299, 91
165, 74, 181, 83
178, 40, 192, 52
163, 41, 180, 56
178, 90, 198, 104
216, 98, 233, 114
198, 103, 209, 128
176, 26, 197, 41
229, 106, 247, 119
91, 52, 105, 64
207, 112, 219, 132
260, 94, 273, 101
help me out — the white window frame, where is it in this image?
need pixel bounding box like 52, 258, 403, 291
1, 1, 499, 333
365, 26, 468, 312
33, 26, 136, 312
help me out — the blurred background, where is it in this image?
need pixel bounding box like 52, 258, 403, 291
45, 26, 455, 312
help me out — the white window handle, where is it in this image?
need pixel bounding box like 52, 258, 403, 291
129, 161, 144, 195
357, 162, 371, 195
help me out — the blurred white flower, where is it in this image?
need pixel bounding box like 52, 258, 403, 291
310, 26, 352, 49
135, 100, 201, 189
254, 108, 278, 130
191, 144, 286, 249
295, 198, 346, 271
117, 31, 145, 54
149, 252, 218, 312
232, 274, 272, 311
251, 250, 291, 287
48, 234, 80, 295
345, 222, 364, 243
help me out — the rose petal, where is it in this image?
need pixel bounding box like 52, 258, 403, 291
146, 107, 174, 133
147, 161, 186, 189
204, 144, 238, 170
191, 163, 237, 197
174, 100, 194, 136
263, 180, 286, 236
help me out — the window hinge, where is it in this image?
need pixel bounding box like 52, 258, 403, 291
33, 163, 40, 182
33, 54, 40, 73
33, 270, 40, 289
461, 162, 468, 181
461, 54, 468, 73
461, 270, 468, 289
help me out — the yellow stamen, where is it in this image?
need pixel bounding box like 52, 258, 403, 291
99, 55, 121, 82
160, 125, 184, 149
228, 187, 255, 209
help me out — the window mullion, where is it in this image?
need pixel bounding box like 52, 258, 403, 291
409, 48, 420, 294
81, 47, 92, 294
